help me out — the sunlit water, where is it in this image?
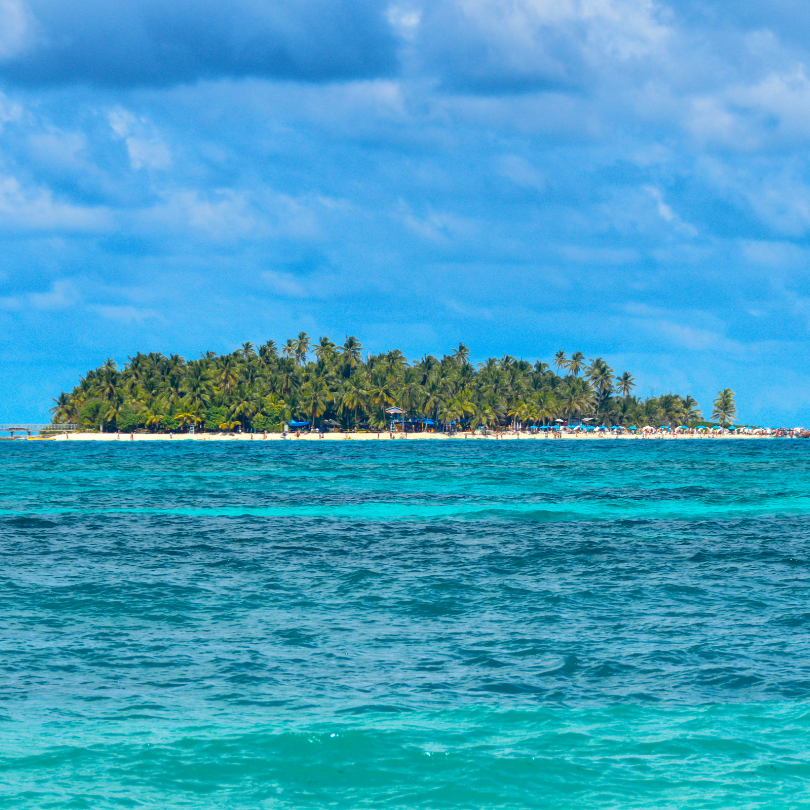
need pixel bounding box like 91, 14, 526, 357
2, 440, 810, 808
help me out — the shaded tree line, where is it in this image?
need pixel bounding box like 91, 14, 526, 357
50, 335, 707, 432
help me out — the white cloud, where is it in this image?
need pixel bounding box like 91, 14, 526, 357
261, 270, 310, 298
108, 107, 171, 171
260, 268, 342, 299
700, 156, 810, 236
29, 279, 79, 310
387, 3, 421, 39
0, 174, 110, 231
0, 0, 34, 59
93, 305, 160, 323
498, 154, 546, 191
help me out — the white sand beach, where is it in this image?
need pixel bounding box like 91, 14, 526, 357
41, 430, 783, 442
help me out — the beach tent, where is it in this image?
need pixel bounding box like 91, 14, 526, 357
289, 420, 310, 427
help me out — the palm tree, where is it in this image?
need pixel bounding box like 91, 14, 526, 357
585, 358, 613, 394
452, 343, 470, 364
339, 336, 363, 375
315, 336, 336, 363
240, 342, 256, 361
561, 377, 595, 420
138, 401, 165, 432
553, 351, 568, 373
229, 386, 259, 430
95, 367, 120, 403
617, 372, 635, 397
369, 372, 396, 425
216, 354, 239, 396
181, 365, 214, 410
50, 392, 72, 423
293, 332, 310, 365
281, 339, 296, 361
300, 378, 329, 429
531, 390, 559, 425
175, 411, 202, 431
682, 396, 702, 423
712, 389, 737, 426
659, 394, 684, 427
568, 351, 586, 376
340, 376, 368, 429
508, 399, 532, 429
259, 340, 278, 367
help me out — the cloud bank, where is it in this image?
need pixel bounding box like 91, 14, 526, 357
0, 0, 809, 424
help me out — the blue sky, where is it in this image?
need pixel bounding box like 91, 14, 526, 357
1, 0, 809, 424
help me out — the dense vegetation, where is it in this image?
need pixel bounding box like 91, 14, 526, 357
50, 335, 710, 432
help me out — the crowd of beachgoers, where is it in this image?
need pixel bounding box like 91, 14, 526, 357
34, 424, 808, 441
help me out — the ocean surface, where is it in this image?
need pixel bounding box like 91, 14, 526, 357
2, 440, 810, 808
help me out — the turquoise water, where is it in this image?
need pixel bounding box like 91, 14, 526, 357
2, 441, 810, 808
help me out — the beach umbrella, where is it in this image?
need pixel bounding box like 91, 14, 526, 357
628, 425, 638, 430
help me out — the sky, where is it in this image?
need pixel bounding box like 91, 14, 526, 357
1, 0, 809, 425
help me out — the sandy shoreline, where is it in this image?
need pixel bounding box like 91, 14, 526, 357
39, 431, 778, 442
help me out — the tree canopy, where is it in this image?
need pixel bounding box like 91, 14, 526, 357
50, 336, 705, 433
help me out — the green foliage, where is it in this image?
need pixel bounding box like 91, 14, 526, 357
204, 406, 228, 432
253, 405, 282, 432
52, 335, 725, 433
712, 388, 737, 426
116, 404, 141, 432
252, 414, 282, 432
79, 399, 104, 430
161, 415, 181, 432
